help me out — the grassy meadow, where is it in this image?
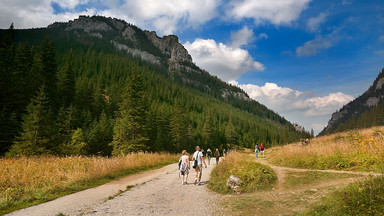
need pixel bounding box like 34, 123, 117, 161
209, 152, 277, 194
267, 126, 384, 172
0, 153, 178, 215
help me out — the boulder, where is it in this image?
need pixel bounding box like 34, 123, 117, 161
226, 175, 242, 191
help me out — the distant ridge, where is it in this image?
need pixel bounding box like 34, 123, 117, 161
320, 68, 384, 135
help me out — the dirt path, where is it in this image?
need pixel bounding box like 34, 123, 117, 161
7, 159, 222, 216
222, 155, 383, 215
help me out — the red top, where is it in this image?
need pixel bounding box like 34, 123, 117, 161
260, 144, 264, 151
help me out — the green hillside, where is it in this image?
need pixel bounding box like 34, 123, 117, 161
0, 16, 308, 156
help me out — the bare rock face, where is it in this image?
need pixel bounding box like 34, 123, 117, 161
144, 31, 192, 63
226, 175, 242, 192
65, 16, 112, 32
122, 26, 137, 43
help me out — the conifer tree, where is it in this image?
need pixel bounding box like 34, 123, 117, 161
111, 71, 149, 155
170, 102, 188, 152
202, 113, 214, 148
7, 86, 52, 156
225, 119, 236, 150
40, 38, 58, 105
56, 49, 75, 107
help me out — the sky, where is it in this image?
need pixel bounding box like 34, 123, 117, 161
1, 0, 384, 135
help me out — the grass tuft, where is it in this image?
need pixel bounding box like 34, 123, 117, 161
209, 153, 276, 194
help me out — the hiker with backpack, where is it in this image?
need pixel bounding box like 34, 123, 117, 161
206, 148, 212, 165
179, 150, 190, 185
214, 148, 220, 164
255, 143, 259, 158
192, 146, 207, 185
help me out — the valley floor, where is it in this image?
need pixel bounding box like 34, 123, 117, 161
6, 155, 381, 216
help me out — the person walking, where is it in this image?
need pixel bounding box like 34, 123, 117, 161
179, 150, 190, 185
260, 142, 265, 158
214, 148, 220, 164
192, 146, 207, 185
206, 148, 212, 165
255, 143, 259, 158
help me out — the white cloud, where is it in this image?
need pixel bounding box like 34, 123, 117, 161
0, 0, 219, 35
374, 50, 384, 55
229, 81, 354, 133
307, 12, 327, 32
227, 0, 311, 26
0, 0, 96, 29
53, 0, 90, 9
380, 35, 384, 41
230, 26, 255, 48
296, 29, 341, 57
115, 0, 219, 35
184, 38, 264, 81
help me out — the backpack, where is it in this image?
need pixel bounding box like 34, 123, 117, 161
180, 162, 188, 175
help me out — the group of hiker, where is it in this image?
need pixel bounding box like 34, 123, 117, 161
178, 143, 266, 185
178, 146, 222, 185
254, 142, 265, 158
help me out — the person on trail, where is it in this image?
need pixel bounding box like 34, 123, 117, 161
260, 143, 265, 158
206, 148, 212, 165
179, 150, 190, 185
255, 143, 259, 158
192, 146, 207, 185
223, 149, 226, 157
214, 149, 220, 164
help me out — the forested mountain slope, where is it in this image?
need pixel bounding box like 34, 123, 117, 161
320, 68, 384, 135
0, 16, 308, 156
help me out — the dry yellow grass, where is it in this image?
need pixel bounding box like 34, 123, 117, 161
267, 126, 384, 172
0, 153, 178, 214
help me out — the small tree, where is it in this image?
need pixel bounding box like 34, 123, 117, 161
7, 86, 53, 156
111, 71, 149, 155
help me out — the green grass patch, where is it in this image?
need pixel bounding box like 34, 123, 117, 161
284, 171, 360, 189
0, 160, 176, 215
270, 151, 384, 172
300, 175, 384, 216
209, 153, 277, 194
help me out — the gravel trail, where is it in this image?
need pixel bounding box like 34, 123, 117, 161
7, 159, 222, 216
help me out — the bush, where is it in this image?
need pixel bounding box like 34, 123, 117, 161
209, 153, 276, 194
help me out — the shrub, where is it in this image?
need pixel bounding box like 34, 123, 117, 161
209, 153, 276, 194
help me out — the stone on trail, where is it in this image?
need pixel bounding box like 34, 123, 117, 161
226, 175, 242, 192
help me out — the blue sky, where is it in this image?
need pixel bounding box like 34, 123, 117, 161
1, 0, 383, 134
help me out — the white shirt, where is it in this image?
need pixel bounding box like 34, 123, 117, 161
193, 151, 203, 165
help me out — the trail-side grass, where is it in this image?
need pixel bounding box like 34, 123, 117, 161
268, 126, 384, 172
209, 152, 277, 194
0, 153, 178, 215
284, 171, 360, 189
300, 175, 384, 216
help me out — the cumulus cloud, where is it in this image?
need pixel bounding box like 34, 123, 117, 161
229, 81, 354, 133
0, 0, 96, 29
184, 38, 264, 81
111, 0, 219, 35
307, 12, 327, 32
227, 0, 311, 25
380, 35, 384, 41
0, 0, 219, 35
296, 29, 341, 57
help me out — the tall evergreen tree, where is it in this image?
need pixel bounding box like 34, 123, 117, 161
225, 119, 236, 150
202, 113, 214, 148
40, 38, 58, 105
170, 102, 188, 152
56, 49, 75, 107
7, 86, 53, 156
111, 71, 149, 155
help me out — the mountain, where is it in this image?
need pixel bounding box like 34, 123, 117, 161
320, 68, 384, 135
0, 15, 309, 156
